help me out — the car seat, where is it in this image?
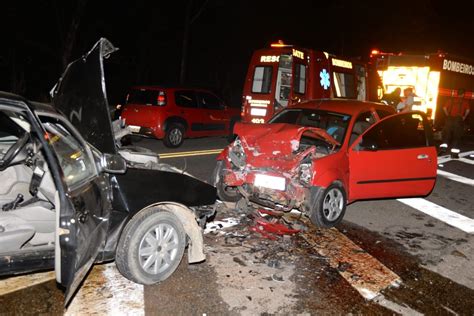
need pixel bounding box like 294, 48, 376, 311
349, 121, 371, 145
0, 213, 35, 253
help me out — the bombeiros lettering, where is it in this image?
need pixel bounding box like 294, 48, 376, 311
332, 58, 353, 69
443, 59, 474, 76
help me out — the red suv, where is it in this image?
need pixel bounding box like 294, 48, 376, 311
121, 86, 241, 147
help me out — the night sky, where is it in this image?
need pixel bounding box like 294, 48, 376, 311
2, 0, 474, 106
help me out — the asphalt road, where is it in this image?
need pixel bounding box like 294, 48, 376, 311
1, 135, 474, 315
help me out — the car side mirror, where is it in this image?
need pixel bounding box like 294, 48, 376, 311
101, 153, 127, 174
359, 138, 378, 151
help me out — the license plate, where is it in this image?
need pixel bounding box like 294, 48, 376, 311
129, 125, 140, 133
254, 174, 286, 191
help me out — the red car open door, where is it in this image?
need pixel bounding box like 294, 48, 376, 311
348, 112, 437, 200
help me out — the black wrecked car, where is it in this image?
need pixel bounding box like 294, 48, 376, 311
0, 39, 216, 304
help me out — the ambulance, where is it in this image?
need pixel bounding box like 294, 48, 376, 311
371, 49, 474, 130
241, 42, 381, 124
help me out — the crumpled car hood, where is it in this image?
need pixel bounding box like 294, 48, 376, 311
51, 38, 119, 154
233, 122, 339, 156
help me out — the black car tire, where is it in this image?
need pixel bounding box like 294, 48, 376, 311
115, 209, 186, 285
212, 160, 242, 202
164, 123, 185, 148
310, 183, 347, 228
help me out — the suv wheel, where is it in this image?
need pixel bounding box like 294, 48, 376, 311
164, 123, 184, 148
310, 183, 346, 228
115, 209, 186, 284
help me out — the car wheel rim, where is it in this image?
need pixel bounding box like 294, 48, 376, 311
138, 223, 179, 275
169, 128, 182, 145
322, 188, 344, 221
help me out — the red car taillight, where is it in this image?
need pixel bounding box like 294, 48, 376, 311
157, 91, 166, 106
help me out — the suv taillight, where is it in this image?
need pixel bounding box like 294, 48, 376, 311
157, 91, 166, 106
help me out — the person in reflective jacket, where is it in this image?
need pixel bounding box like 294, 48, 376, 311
439, 88, 471, 158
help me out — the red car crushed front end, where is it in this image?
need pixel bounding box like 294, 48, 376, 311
216, 122, 339, 211
214, 101, 437, 229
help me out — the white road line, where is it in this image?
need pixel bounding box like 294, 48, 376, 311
438, 150, 474, 164
373, 295, 423, 316
437, 169, 474, 186
0, 271, 55, 296
66, 263, 144, 315
459, 158, 474, 165
301, 228, 401, 300
398, 198, 474, 234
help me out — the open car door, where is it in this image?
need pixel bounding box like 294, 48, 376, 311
51, 38, 117, 304
348, 111, 437, 200
46, 118, 111, 304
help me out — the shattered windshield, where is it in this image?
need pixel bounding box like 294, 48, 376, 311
270, 109, 351, 145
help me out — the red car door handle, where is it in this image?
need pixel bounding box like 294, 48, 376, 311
417, 154, 429, 160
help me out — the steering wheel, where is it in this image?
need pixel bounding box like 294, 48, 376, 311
0, 133, 30, 171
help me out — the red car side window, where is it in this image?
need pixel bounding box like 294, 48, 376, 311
175, 91, 198, 108
360, 113, 428, 150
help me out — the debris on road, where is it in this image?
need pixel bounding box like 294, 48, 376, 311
204, 217, 240, 234
248, 214, 300, 240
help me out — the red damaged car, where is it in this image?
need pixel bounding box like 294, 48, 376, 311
213, 99, 437, 228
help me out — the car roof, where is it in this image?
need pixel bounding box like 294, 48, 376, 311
30, 101, 58, 114
0, 91, 28, 105
289, 99, 393, 116
0, 91, 61, 117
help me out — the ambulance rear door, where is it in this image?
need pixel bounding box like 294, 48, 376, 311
289, 48, 309, 105
331, 57, 357, 100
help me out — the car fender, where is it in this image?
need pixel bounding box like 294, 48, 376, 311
312, 168, 347, 190
216, 147, 228, 161
164, 116, 188, 132
140, 202, 205, 263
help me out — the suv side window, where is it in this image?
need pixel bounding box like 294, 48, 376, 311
175, 90, 198, 108
360, 113, 429, 150
349, 111, 376, 146
198, 92, 224, 110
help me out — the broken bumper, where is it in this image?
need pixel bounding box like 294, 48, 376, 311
224, 169, 308, 210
